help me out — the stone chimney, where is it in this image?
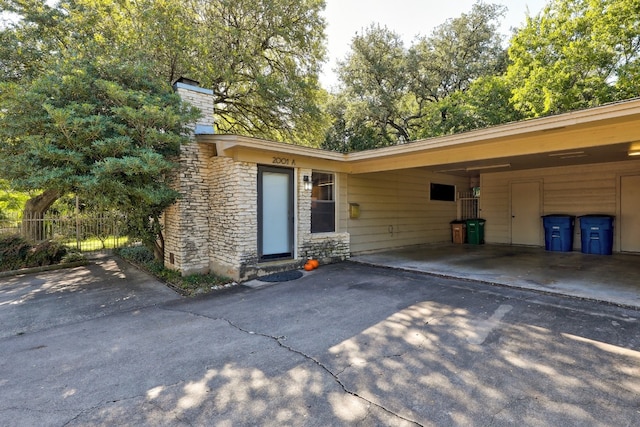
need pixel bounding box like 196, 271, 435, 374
164, 77, 215, 276
172, 77, 214, 135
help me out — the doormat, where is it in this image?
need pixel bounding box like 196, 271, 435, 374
258, 270, 304, 282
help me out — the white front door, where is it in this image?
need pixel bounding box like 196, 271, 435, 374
621, 175, 640, 252
258, 167, 294, 260
511, 181, 541, 246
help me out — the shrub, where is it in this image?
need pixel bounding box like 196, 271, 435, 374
60, 251, 86, 264
0, 235, 68, 270
26, 240, 68, 267
117, 245, 155, 264
0, 235, 32, 270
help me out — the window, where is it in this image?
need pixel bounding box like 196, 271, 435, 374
311, 172, 335, 233
430, 183, 456, 202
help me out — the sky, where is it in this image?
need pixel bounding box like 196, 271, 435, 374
320, 0, 549, 89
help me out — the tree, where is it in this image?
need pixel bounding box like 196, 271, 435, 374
197, 0, 328, 144
1, 0, 328, 145
416, 75, 524, 137
324, 2, 507, 151
506, 0, 640, 117
407, 2, 507, 102
0, 53, 199, 258
332, 25, 414, 147
0, 0, 71, 82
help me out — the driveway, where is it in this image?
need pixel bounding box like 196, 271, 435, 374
1, 257, 639, 426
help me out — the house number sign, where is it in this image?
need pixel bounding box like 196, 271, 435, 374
272, 157, 296, 166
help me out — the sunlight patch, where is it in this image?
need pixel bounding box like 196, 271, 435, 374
329, 392, 369, 421
146, 385, 164, 400
561, 333, 640, 359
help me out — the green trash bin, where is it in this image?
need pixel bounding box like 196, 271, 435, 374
466, 218, 486, 245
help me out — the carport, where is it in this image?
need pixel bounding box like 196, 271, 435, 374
351, 244, 640, 308
341, 100, 640, 308
344, 99, 640, 255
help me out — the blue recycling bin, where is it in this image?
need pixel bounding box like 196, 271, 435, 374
579, 215, 614, 255
542, 215, 575, 252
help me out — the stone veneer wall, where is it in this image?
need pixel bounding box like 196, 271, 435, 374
300, 232, 350, 263
296, 168, 313, 246
163, 141, 214, 275
209, 157, 259, 280
164, 83, 215, 275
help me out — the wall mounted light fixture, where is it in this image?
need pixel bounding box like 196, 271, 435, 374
303, 175, 313, 190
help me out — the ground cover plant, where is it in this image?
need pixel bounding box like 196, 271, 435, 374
116, 246, 232, 296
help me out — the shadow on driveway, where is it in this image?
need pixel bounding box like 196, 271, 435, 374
1, 258, 639, 426
0, 256, 180, 339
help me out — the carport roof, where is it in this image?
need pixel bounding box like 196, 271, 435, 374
197, 97, 640, 175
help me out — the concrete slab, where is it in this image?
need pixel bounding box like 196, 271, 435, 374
351, 244, 640, 309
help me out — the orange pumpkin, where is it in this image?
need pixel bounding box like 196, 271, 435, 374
303, 262, 314, 271
308, 259, 319, 269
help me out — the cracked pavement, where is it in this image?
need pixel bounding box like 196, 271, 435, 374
1, 257, 640, 426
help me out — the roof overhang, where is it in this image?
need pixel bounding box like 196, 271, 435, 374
196, 134, 349, 172
196, 98, 640, 175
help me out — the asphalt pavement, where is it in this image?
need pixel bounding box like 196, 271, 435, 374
1, 257, 639, 426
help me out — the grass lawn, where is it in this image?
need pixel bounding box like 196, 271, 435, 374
63, 235, 130, 252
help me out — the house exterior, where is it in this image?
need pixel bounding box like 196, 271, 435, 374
165, 80, 640, 281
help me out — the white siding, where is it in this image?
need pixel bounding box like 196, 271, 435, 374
348, 168, 468, 253
480, 160, 640, 251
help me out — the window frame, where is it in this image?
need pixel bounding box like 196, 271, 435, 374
310, 171, 336, 233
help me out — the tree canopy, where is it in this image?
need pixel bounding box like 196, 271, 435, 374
323, 2, 508, 151
507, 0, 640, 117
0, 53, 199, 256
1, 0, 328, 144
323, 0, 640, 152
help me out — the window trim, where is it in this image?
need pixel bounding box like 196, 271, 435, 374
311, 171, 336, 233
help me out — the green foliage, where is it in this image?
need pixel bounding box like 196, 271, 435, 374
407, 2, 507, 100
117, 246, 232, 296
0, 52, 199, 258
60, 251, 86, 264
26, 240, 68, 267
0, 180, 30, 218
117, 246, 155, 265
1, 0, 328, 145
417, 76, 524, 137
324, 2, 507, 151
326, 0, 640, 150
0, 235, 68, 271
0, 235, 32, 270
506, 0, 640, 117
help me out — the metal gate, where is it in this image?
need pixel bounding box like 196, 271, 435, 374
0, 211, 128, 252
457, 191, 478, 220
